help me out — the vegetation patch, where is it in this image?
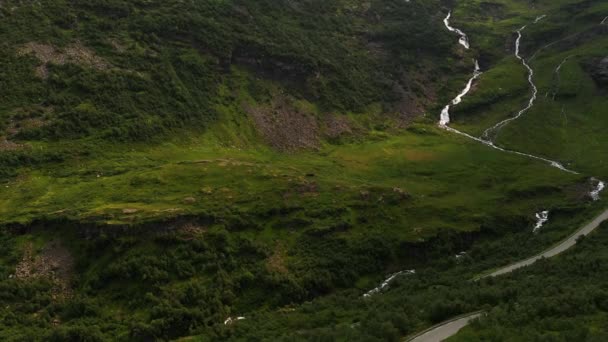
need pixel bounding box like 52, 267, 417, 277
18, 42, 110, 78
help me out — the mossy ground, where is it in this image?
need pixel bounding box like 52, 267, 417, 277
2, 0, 608, 340
0, 113, 585, 236
449, 0, 608, 177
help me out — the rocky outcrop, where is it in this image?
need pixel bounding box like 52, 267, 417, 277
245, 96, 320, 152
590, 56, 608, 86
15, 241, 74, 299
17, 42, 110, 78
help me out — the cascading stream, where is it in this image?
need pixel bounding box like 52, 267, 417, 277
363, 270, 415, 298
443, 11, 470, 49
440, 12, 604, 224
482, 25, 538, 140
367, 10, 606, 300
223, 316, 246, 325
403, 10, 608, 340
439, 13, 578, 175
534, 15, 547, 24
440, 60, 481, 126
533, 211, 549, 233
591, 179, 606, 201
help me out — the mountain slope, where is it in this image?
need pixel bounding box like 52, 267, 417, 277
0, 0, 607, 341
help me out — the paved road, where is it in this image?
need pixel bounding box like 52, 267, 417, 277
487, 208, 608, 277
407, 313, 483, 342
406, 208, 608, 341
408, 8, 608, 342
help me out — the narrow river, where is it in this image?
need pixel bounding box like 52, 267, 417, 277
402, 10, 608, 341
440, 11, 606, 257
438, 13, 578, 175
482, 24, 538, 140
363, 270, 415, 298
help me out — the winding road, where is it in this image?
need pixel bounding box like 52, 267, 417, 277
406, 208, 608, 341
407, 313, 483, 342
486, 208, 608, 277
407, 209, 608, 342
404, 11, 608, 341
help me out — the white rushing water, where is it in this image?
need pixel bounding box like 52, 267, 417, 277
440, 60, 482, 126
224, 316, 246, 325
591, 179, 606, 201
439, 13, 578, 175
438, 11, 588, 239
443, 11, 470, 49
482, 25, 537, 140
363, 270, 415, 298
534, 15, 547, 24
533, 210, 549, 233
439, 12, 608, 237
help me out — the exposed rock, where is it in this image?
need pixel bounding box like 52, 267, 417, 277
245, 96, 320, 152
393, 187, 411, 200
175, 223, 207, 240
183, 196, 197, 204
122, 208, 139, 214
1, 107, 50, 150
0, 138, 24, 151
7, 117, 48, 136
266, 243, 288, 274
200, 187, 214, 194
18, 42, 110, 79
590, 56, 608, 86
108, 38, 126, 53
51, 318, 62, 327
324, 114, 354, 140
15, 241, 74, 299
391, 81, 425, 125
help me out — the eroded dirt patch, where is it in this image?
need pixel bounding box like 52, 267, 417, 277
0, 138, 24, 151
245, 96, 320, 152
323, 114, 355, 140
18, 42, 110, 78
401, 150, 437, 162
266, 243, 289, 274
0, 108, 50, 151
5, 106, 51, 137
15, 241, 74, 299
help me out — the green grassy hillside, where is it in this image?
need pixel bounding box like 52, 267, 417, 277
449, 0, 608, 177
1, 0, 608, 340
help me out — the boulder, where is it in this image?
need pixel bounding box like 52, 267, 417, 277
183, 197, 197, 204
